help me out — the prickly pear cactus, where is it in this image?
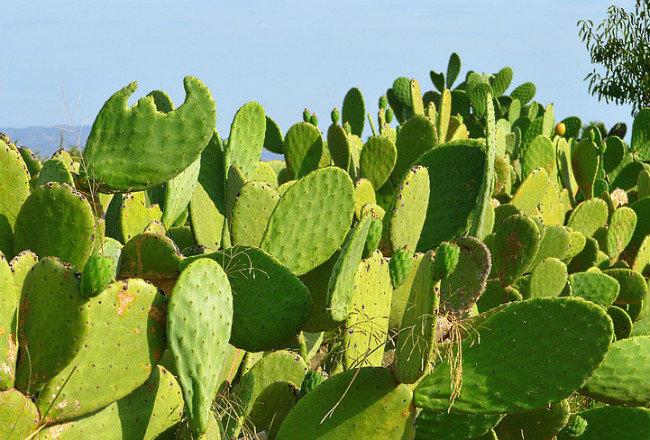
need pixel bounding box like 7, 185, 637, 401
81, 76, 216, 192
0, 138, 30, 258
168, 258, 233, 437
0, 253, 17, 390
81, 253, 116, 298
225, 101, 266, 180
0, 388, 39, 439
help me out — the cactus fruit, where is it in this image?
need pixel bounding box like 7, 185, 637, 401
389, 245, 414, 288
414, 298, 613, 414
168, 258, 233, 437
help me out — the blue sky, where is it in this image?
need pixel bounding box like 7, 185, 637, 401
0, 0, 637, 138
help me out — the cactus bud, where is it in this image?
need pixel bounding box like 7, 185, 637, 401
385, 107, 394, 123
558, 414, 588, 438
389, 246, 413, 288
433, 242, 460, 280
303, 108, 311, 122
343, 121, 352, 135
379, 95, 389, 110
310, 113, 318, 127
331, 108, 340, 124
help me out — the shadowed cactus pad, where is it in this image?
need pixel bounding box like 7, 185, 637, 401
0, 139, 30, 258
168, 258, 233, 437
414, 297, 613, 414
415, 411, 503, 440
576, 406, 650, 439
81, 76, 216, 192
0, 254, 17, 390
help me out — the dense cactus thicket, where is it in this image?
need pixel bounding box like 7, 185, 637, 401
2, 53, 650, 439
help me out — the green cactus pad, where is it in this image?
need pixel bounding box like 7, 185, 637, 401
283, 122, 323, 179
230, 181, 280, 247
9, 250, 39, 294
225, 350, 308, 438
36, 278, 167, 423
117, 232, 182, 294
0, 254, 17, 390
343, 251, 392, 368
13, 183, 95, 269
359, 135, 397, 190
476, 280, 522, 313
491, 67, 513, 96
491, 214, 541, 285
568, 237, 599, 273
414, 297, 613, 414
252, 160, 278, 187
394, 251, 438, 383
0, 389, 39, 439
603, 136, 626, 173
36, 366, 183, 440
389, 246, 414, 288
510, 168, 549, 215
567, 198, 609, 238
382, 166, 430, 254
527, 257, 567, 298
81, 77, 216, 192
631, 107, 650, 160
276, 367, 415, 440
168, 258, 232, 436
608, 305, 633, 339
391, 115, 437, 184
341, 87, 365, 137
184, 245, 312, 351
571, 139, 600, 199
532, 225, 571, 266
157, 158, 200, 228
569, 271, 619, 308
106, 191, 163, 243
606, 207, 637, 258
495, 400, 570, 440
0, 139, 30, 257
603, 268, 648, 304
415, 410, 502, 440
353, 179, 376, 220
261, 167, 354, 275
510, 82, 536, 104
439, 236, 491, 316
576, 406, 650, 439
36, 157, 74, 187
18, 146, 42, 176
80, 254, 116, 298
416, 140, 486, 250
14, 258, 88, 394
521, 134, 556, 179
190, 183, 225, 250
326, 123, 350, 170
581, 336, 650, 406
226, 101, 266, 180
264, 115, 284, 154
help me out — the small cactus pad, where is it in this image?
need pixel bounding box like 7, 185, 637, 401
106, 191, 163, 243
36, 278, 167, 423
81, 253, 116, 298
439, 236, 491, 317
230, 181, 280, 247
263, 115, 284, 154
510, 168, 549, 215
359, 136, 397, 190
168, 258, 233, 437
0, 139, 30, 258
433, 241, 461, 280
159, 158, 201, 228
577, 406, 650, 439
343, 251, 392, 368
327, 123, 351, 170
394, 251, 439, 383
491, 214, 541, 286
283, 122, 323, 179
15, 257, 89, 394
527, 257, 568, 298
326, 215, 372, 322
567, 198, 609, 238
225, 101, 266, 180
494, 400, 570, 440
391, 115, 437, 184
13, 183, 95, 269
382, 166, 430, 254
416, 140, 486, 250
342, 87, 365, 137
414, 298, 613, 414
0, 254, 17, 390
0, 388, 39, 439
571, 139, 600, 199
261, 167, 354, 275
36, 366, 183, 440
182, 246, 312, 351
606, 207, 637, 258
81, 77, 216, 192
604, 268, 648, 304
580, 336, 650, 406
569, 271, 619, 308
276, 367, 415, 440
631, 107, 650, 160
415, 411, 503, 440
389, 245, 414, 288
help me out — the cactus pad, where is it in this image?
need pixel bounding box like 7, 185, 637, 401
567, 198, 608, 238
81, 254, 116, 298
577, 405, 650, 439
230, 181, 280, 247
569, 271, 619, 308
0, 389, 39, 439
283, 122, 323, 179
415, 411, 503, 440
226, 102, 266, 180
391, 115, 437, 183
0, 254, 17, 390
491, 214, 541, 285
494, 400, 570, 440
0, 139, 30, 258
359, 135, 397, 190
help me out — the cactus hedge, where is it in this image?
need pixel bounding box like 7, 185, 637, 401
2, 53, 650, 439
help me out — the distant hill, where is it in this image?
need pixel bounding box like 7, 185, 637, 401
0, 125, 90, 158
0, 125, 282, 161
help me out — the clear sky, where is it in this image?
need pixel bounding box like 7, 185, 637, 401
0, 0, 637, 138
